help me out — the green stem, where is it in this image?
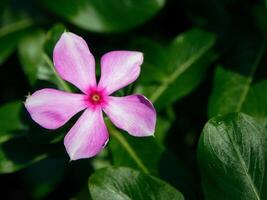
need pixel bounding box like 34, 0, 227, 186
0, 19, 34, 38
42, 53, 72, 92
109, 126, 150, 174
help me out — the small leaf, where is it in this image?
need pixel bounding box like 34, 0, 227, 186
41, 0, 165, 33
89, 167, 184, 200
198, 112, 267, 199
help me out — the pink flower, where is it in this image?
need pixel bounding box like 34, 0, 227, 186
25, 32, 156, 160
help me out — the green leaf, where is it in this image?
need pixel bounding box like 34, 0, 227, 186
41, 0, 165, 33
136, 29, 216, 111
89, 167, 184, 200
198, 112, 267, 200
208, 36, 266, 118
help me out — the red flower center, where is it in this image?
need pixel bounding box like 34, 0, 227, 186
86, 88, 107, 107
91, 93, 101, 102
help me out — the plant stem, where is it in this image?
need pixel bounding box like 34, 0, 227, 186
109, 126, 150, 174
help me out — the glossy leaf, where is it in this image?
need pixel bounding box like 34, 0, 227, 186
198, 112, 267, 199
89, 167, 184, 200
41, 0, 165, 33
136, 29, 216, 111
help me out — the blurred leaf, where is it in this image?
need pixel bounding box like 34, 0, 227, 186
108, 125, 195, 198
89, 167, 184, 200
131, 38, 169, 84
0, 101, 28, 143
41, 0, 165, 33
0, 2, 34, 65
90, 149, 111, 170
154, 112, 174, 144
136, 29, 216, 111
19, 30, 48, 86
208, 35, 265, 118
44, 24, 66, 57
209, 65, 267, 125
22, 157, 68, 199
19, 25, 71, 91
242, 79, 267, 124
0, 101, 66, 173
198, 112, 267, 199
0, 137, 50, 173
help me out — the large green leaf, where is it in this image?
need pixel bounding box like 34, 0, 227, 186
41, 0, 165, 33
198, 112, 267, 199
136, 29, 216, 111
208, 35, 266, 118
89, 167, 184, 200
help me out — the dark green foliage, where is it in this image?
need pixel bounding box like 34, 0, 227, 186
1, 0, 267, 199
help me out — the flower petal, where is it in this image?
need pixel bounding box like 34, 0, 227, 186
103, 95, 156, 137
25, 89, 87, 129
64, 108, 109, 160
98, 51, 143, 95
53, 32, 96, 93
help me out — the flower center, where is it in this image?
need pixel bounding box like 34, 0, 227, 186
91, 94, 100, 102
87, 89, 106, 107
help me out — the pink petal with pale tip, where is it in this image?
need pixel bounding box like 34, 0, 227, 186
25, 89, 87, 129
53, 32, 96, 93
98, 51, 143, 95
103, 95, 156, 137
64, 108, 109, 160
